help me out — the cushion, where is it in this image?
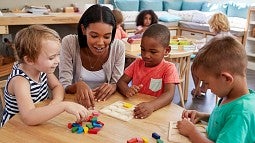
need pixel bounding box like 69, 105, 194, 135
192, 11, 215, 24
155, 11, 181, 22
168, 9, 198, 21
227, 2, 249, 19
110, 0, 139, 11
159, 14, 182, 22
228, 17, 247, 29
139, 0, 163, 11
163, 0, 183, 11
122, 11, 140, 22
201, 2, 228, 14
181, 1, 204, 11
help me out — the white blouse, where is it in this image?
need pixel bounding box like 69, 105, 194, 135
80, 66, 106, 89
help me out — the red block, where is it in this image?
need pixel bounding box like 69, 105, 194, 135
97, 121, 105, 126
67, 123, 72, 129
127, 138, 137, 143
88, 128, 99, 134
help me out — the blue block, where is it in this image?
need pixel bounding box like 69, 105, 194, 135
152, 132, 160, 139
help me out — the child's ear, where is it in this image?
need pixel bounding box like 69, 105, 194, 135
221, 72, 234, 84
164, 45, 171, 55
23, 56, 34, 65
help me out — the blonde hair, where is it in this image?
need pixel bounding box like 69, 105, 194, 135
14, 25, 60, 63
192, 36, 247, 77
208, 13, 230, 33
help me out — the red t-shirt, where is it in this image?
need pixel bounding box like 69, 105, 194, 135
125, 58, 180, 97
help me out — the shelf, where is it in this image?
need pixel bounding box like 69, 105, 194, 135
248, 61, 255, 70
247, 37, 255, 41
247, 53, 255, 57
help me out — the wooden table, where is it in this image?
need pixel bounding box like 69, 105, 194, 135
0, 12, 81, 34
125, 48, 194, 101
0, 92, 184, 143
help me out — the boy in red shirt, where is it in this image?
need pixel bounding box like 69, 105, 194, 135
117, 24, 179, 119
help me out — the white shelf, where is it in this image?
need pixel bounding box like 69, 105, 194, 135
248, 61, 255, 70
245, 8, 255, 69
247, 37, 255, 41
247, 53, 255, 57
250, 21, 255, 24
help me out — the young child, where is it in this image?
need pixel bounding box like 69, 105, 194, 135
127, 10, 158, 42
208, 12, 233, 38
135, 10, 158, 35
112, 9, 128, 39
191, 12, 233, 97
177, 36, 255, 143
117, 24, 179, 119
1, 25, 90, 127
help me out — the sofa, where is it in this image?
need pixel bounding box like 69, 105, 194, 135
109, 0, 255, 43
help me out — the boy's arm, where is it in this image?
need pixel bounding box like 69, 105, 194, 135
117, 74, 132, 97
47, 73, 64, 104
149, 83, 175, 111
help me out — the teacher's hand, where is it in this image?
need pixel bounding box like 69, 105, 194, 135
93, 83, 116, 102
75, 81, 95, 109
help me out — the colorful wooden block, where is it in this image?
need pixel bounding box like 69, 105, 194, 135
142, 137, 149, 143
127, 138, 137, 143
156, 139, 164, 143
152, 132, 160, 139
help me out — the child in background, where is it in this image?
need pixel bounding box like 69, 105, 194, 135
135, 10, 158, 35
1, 25, 90, 127
127, 10, 158, 42
117, 24, 179, 119
208, 13, 233, 38
177, 36, 255, 143
191, 12, 233, 97
112, 9, 128, 39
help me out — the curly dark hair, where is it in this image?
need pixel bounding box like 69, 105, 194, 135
77, 4, 116, 48
135, 10, 158, 26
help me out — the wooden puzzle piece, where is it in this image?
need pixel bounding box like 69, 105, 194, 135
99, 101, 135, 121
168, 121, 207, 143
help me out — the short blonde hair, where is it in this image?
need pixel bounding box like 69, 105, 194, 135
192, 36, 247, 77
208, 13, 230, 33
14, 25, 60, 63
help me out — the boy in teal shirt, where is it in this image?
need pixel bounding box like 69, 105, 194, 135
177, 36, 255, 143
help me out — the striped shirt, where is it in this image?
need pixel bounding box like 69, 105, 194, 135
0, 63, 49, 127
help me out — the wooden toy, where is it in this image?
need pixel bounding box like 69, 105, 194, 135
99, 101, 135, 121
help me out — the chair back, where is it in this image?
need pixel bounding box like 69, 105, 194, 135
164, 51, 193, 108
0, 80, 6, 109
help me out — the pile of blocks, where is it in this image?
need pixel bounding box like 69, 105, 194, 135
127, 132, 164, 143
67, 111, 104, 134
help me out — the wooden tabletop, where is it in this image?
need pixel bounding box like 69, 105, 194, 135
0, 92, 184, 143
0, 13, 81, 26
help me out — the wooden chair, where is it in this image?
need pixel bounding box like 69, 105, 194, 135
165, 51, 193, 108
0, 62, 14, 78
0, 80, 6, 109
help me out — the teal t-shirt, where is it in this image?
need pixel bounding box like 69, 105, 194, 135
207, 89, 255, 143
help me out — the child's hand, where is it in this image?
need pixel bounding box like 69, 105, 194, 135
182, 110, 201, 124
134, 102, 153, 119
63, 101, 90, 123
177, 118, 196, 137
125, 84, 143, 97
